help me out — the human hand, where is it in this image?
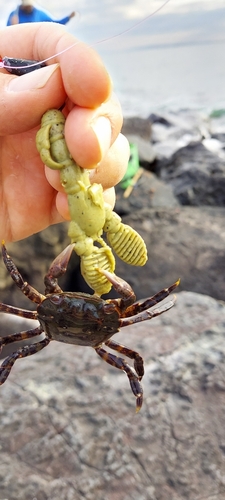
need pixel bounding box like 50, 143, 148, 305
0, 23, 129, 242
69, 11, 76, 19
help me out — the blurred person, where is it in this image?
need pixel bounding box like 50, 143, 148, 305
7, 0, 75, 26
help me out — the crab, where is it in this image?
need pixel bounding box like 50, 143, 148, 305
0, 242, 179, 411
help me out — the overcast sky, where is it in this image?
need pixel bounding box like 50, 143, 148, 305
1, 0, 225, 51
1, 1, 224, 114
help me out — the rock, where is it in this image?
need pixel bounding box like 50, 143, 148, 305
211, 132, 225, 143
121, 117, 155, 163
148, 113, 172, 127
0, 291, 225, 500
115, 169, 179, 216
113, 206, 225, 301
209, 112, 225, 135
122, 116, 152, 141
0, 313, 39, 348
0, 223, 77, 309
150, 109, 209, 160
124, 133, 156, 163
157, 142, 225, 206
202, 137, 225, 159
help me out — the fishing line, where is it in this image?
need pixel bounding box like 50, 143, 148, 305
0, 0, 171, 71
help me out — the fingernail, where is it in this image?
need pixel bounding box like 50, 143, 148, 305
7, 63, 59, 92
91, 116, 112, 159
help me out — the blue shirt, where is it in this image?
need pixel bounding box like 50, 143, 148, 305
7, 6, 70, 26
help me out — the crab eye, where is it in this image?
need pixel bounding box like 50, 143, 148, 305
49, 295, 63, 305
103, 303, 116, 315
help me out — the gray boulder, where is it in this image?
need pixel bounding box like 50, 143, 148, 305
114, 206, 225, 301
0, 291, 225, 500
157, 142, 225, 206
115, 169, 179, 215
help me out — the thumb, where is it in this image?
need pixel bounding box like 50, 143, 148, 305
0, 64, 66, 135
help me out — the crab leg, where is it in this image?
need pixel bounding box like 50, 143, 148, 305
105, 339, 144, 379
95, 346, 143, 412
0, 338, 50, 385
120, 298, 176, 327
99, 269, 180, 315
0, 303, 38, 319
122, 279, 180, 317
1, 242, 45, 304
0, 326, 42, 347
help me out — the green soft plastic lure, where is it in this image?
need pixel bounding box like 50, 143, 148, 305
36, 109, 147, 295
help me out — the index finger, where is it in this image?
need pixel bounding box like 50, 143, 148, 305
0, 23, 111, 108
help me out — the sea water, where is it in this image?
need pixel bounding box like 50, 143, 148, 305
97, 41, 225, 117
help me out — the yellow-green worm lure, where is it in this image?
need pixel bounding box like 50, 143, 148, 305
36, 109, 147, 295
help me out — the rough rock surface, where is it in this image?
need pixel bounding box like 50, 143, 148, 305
122, 116, 152, 141
0, 292, 225, 500
149, 109, 209, 159
156, 142, 225, 206
0, 223, 72, 309
115, 169, 179, 215
114, 206, 225, 301
122, 117, 155, 162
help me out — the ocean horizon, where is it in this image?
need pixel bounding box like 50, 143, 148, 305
1, 1, 224, 118
97, 39, 225, 117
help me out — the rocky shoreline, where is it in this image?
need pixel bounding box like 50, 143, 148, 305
0, 108, 225, 499
117, 108, 225, 300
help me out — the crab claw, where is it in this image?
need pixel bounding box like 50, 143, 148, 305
47, 244, 75, 279
44, 244, 75, 294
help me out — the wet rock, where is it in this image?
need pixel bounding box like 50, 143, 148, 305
0, 291, 225, 500
211, 132, 225, 143
209, 112, 225, 136
148, 113, 172, 127
150, 109, 209, 159
202, 137, 225, 159
156, 142, 225, 206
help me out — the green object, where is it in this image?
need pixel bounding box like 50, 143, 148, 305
119, 143, 140, 189
209, 109, 225, 118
